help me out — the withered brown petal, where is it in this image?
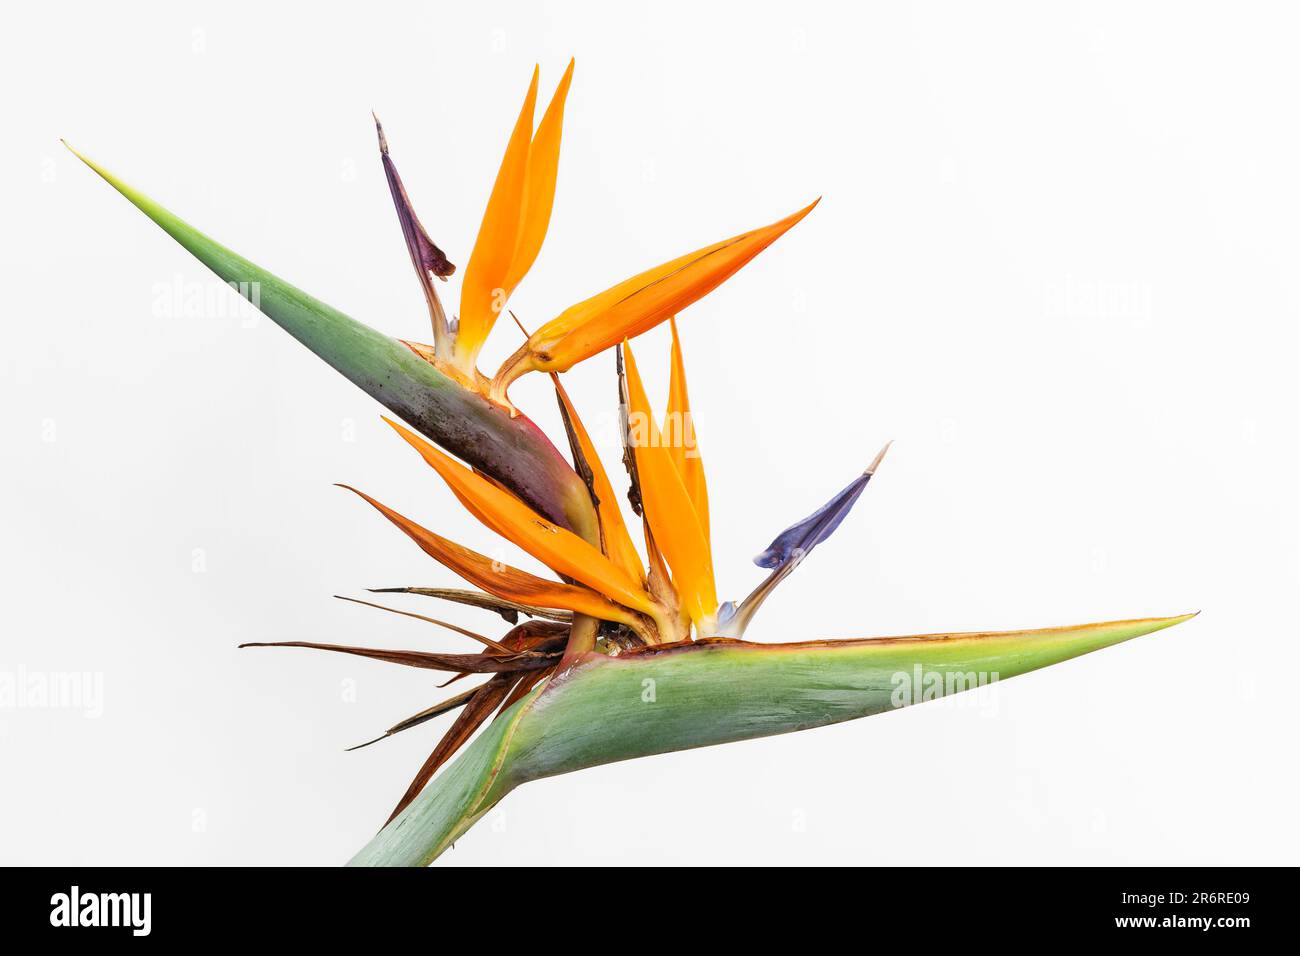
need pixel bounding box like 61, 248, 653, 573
237, 640, 556, 674
345, 686, 482, 752
387, 671, 520, 823
366, 587, 574, 624
334, 594, 512, 653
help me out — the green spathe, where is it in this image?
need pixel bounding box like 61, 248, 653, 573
67, 145, 596, 540
349, 612, 1195, 866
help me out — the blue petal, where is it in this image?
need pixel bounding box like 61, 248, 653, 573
753, 473, 870, 568
716, 601, 740, 629
717, 444, 889, 639
753, 443, 890, 569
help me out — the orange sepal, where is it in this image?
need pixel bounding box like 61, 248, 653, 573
455, 67, 539, 369
491, 199, 818, 399
338, 484, 639, 626
551, 375, 645, 585
382, 417, 656, 617
620, 342, 718, 631
504, 58, 574, 291
666, 317, 710, 544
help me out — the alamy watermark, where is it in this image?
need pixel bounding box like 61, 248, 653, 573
151, 275, 262, 325
0, 666, 103, 718
623, 409, 701, 458
50, 886, 150, 936
1045, 274, 1152, 326
890, 665, 1000, 715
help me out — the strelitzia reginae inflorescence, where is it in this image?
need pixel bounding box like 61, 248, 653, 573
69, 60, 1195, 866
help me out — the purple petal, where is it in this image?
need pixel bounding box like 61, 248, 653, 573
375, 115, 455, 282
752, 442, 891, 569
374, 115, 455, 350
753, 473, 870, 569
716, 443, 890, 638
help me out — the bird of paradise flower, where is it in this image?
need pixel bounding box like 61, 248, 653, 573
68, 60, 1195, 865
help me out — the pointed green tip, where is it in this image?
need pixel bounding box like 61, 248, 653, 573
63, 140, 112, 187
1137, 611, 1199, 634
62, 140, 110, 183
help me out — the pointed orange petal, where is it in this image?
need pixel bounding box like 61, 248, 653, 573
338, 484, 639, 626
382, 418, 657, 617
491, 199, 818, 398
504, 58, 574, 292
666, 318, 710, 544
621, 342, 718, 631
552, 374, 645, 585
455, 67, 539, 370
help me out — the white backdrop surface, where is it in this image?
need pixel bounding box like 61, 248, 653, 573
1, 1, 1296, 865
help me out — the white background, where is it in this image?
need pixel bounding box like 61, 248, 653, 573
2, 1, 1296, 865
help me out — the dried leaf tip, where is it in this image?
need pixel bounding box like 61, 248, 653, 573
865, 440, 893, 475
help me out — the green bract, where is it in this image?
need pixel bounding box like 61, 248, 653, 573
350, 616, 1194, 865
